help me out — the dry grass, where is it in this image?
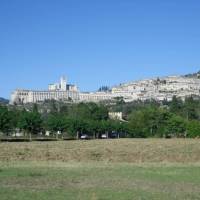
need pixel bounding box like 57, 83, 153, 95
1, 139, 200, 199
0, 139, 200, 163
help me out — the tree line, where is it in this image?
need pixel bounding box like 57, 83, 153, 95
0, 102, 127, 139
1, 96, 200, 138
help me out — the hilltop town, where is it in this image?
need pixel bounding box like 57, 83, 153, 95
10, 71, 200, 104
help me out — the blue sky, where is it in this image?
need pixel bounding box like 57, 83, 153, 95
0, 0, 200, 99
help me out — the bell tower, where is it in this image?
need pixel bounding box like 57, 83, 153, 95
60, 76, 67, 91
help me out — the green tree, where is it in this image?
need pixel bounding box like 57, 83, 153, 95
169, 96, 183, 115
164, 115, 186, 138
90, 103, 108, 120
128, 109, 149, 138
18, 110, 43, 140
128, 107, 162, 138
183, 97, 198, 120
46, 114, 66, 133
0, 106, 13, 135
186, 120, 200, 138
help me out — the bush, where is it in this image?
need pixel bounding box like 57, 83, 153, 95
187, 120, 200, 138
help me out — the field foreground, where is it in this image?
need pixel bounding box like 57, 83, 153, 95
0, 139, 200, 200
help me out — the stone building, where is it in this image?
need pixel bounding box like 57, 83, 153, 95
10, 75, 200, 104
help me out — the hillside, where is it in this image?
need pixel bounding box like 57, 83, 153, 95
10, 70, 200, 104
0, 97, 9, 104
111, 73, 200, 102
184, 70, 200, 78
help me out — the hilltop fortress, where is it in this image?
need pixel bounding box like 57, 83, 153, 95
10, 73, 200, 104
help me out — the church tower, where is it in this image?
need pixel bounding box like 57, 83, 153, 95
60, 76, 67, 91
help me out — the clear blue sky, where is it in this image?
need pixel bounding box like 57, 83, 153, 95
1, 0, 200, 99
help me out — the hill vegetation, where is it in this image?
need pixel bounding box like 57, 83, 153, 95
1, 96, 200, 138
0, 97, 9, 105
184, 70, 200, 78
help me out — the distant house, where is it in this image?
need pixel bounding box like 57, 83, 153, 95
109, 112, 123, 121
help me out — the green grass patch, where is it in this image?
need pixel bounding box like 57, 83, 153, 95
0, 163, 200, 200
0, 139, 200, 199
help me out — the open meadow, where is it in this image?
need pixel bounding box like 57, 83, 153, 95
0, 139, 200, 200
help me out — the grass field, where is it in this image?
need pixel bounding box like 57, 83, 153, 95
0, 139, 200, 200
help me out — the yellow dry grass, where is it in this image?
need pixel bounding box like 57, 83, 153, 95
0, 138, 200, 164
